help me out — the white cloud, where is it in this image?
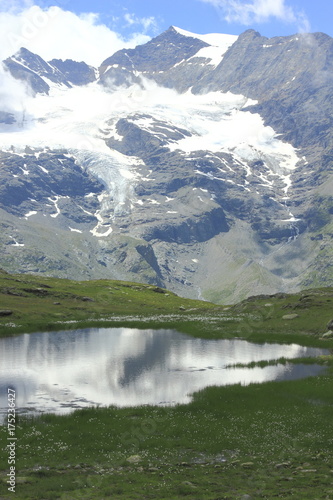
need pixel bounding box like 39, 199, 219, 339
0, 0, 34, 14
200, 0, 310, 32
0, 63, 33, 125
0, 4, 153, 123
123, 12, 158, 32
0, 5, 152, 66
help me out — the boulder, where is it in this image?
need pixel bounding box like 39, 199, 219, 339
0, 310, 13, 317
81, 297, 94, 302
126, 455, 142, 464
180, 481, 197, 489
326, 319, 333, 330
282, 314, 299, 320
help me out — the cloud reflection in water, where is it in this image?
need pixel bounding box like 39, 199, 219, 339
0, 328, 328, 419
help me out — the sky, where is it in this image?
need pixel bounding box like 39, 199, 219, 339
0, 0, 332, 65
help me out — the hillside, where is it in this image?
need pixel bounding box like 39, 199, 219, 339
1, 269, 333, 348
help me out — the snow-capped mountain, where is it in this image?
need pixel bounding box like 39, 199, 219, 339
1, 26, 333, 303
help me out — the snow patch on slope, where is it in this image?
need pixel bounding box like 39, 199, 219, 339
172, 26, 238, 51
153, 89, 300, 194
172, 27, 238, 67
189, 46, 229, 67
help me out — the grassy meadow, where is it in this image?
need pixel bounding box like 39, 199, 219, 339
0, 269, 333, 499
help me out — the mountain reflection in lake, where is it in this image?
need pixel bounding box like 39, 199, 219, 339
0, 328, 328, 420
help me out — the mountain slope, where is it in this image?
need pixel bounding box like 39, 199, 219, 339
3, 47, 96, 95
0, 26, 332, 303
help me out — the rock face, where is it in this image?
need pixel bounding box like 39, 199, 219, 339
0, 26, 333, 303
49, 59, 96, 86
3, 47, 97, 95
99, 26, 209, 90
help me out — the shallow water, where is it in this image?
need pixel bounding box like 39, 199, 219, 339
0, 327, 329, 421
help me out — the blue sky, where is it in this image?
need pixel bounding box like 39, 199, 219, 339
0, 0, 332, 64
42, 0, 333, 38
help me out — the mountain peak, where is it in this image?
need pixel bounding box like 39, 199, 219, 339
99, 25, 209, 78
10, 46, 49, 70
15, 47, 36, 57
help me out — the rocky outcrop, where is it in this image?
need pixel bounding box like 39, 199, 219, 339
4, 48, 98, 94
0, 151, 103, 217
144, 207, 229, 244
4, 53, 51, 95
49, 59, 96, 86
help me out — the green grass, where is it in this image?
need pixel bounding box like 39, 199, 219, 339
0, 268, 217, 337
226, 354, 333, 368
1, 269, 333, 349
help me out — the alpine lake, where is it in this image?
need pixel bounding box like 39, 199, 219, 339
0, 327, 329, 421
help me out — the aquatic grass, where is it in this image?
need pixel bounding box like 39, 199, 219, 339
226, 355, 333, 369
